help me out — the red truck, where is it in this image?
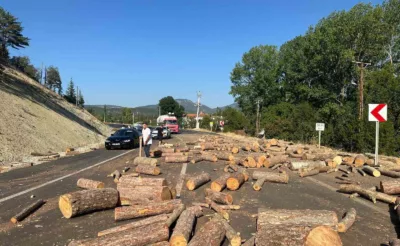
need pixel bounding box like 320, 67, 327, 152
157, 115, 179, 133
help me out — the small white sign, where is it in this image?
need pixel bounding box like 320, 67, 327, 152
316, 123, 325, 131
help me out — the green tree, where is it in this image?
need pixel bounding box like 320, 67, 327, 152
200, 115, 211, 129
64, 78, 76, 104
0, 7, 29, 60
221, 107, 247, 132
121, 108, 133, 124
78, 91, 85, 107
159, 96, 185, 118
9, 56, 38, 81
45, 66, 62, 94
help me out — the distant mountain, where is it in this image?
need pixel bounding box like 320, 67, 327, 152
85, 99, 239, 116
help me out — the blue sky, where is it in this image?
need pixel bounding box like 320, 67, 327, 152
3, 0, 382, 108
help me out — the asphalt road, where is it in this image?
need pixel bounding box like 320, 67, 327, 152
0, 130, 398, 246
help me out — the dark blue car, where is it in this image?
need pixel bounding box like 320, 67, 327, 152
105, 128, 140, 150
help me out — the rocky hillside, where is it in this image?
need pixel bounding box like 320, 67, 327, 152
0, 65, 112, 163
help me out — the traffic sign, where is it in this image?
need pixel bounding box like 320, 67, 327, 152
316, 123, 325, 131
369, 104, 387, 122
220, 121, 224, 126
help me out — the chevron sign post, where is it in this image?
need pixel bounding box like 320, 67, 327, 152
369, 104, 388, 166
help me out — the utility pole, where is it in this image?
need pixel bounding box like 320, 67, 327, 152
132, 112, 135, 125
256, 99, 262, 135
40, 63, 43, 84
353, 61, 371, 120
195, 91, 202, 129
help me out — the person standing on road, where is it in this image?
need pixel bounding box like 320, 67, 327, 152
142, 122, 152, 157
157, 125, 163, 146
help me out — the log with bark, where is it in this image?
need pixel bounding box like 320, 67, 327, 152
337, 208, 356, 233
342, 156, 355, 166
289, 161, 326, 171
264, 155, 288, 168
338, 184, 377, 203
71, 222, 169, 246
242, 144, 252, 152
165, 155, 189, 163
114, 200, 182, 221
208, 200, 229, 220
165, 204, 186, 228
238, 167, 250, 181
363, 166, 381, 177
162, 152, 185, 157
186, 173, 211, 191
227, 173, 245, 191
118, 176, 167, 187
201, 153, 218, 162
252, 171, 289, 184
187, 205, 203, 218
190, 156, 203, 164
210, 173, 231, 192
357, 168, 366, 176
192, 202, 209, 208
176, 147, 190, 153
299, 168, 320, 177
109, 170, 121, 183
231, 146, 240, 154
148, 242, 169, 246
205, 188, 233, 205
10, 199, 45, 223
243, 156, 257, 168
170, 209, 196, 246
379, 169, 400, 178
380, 180, 400, 194
76, 178, 105, 189
187, 218, 226, 246
117, 186, 172, 205
133, 157, 158, 166
332, 156, 343, 166
135, 164, 161, 176
59, 188, 118, 218
161, 148, 175, 153
214, 213, 241, 246
201, 143, 215, 151
354, 155, 366, 167
253, 175, 267, 191
215, 152, 234, 161
288, 152, 303, 158
219, 205, 241, 210
98, 214, 169, 236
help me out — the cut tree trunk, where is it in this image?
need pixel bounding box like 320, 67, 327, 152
380, 180, 400, 194
338, 208, 356, 233
135, 164, 161, 176
338, 184, 377, 203
190, 156, 203, 164
201, 143, 214, 151
165, 204, 186, 228
214, 214, 241, 246
186, 173, 211, 191
133, 157, 158, 166
243, 156, 257, 168
211, 173, 231, 192
170, 209, 196, 246
289, 161, 326, 171
209, 201, 229, 220
76, 178, 105, 189
299, 168, 320, 178
288, 153, 303, 158
176, 147, 189, 153
59, 188, 118, 218
242, 236, 255, 246
161, 148, 175, 153
98, 214, 169, 236
72, 222, 169, 246
264, 155, 288, 168
354, 155, 366, 167
227, 173, 245, 191
219, 205, 240, 210
201, 153, 218, 162
162, 152, 184, 157
117, 186, 172, 205
238, 167, 250, 181
363, 166, 381, 177
114, 200, 182, 221
231, 147, 240, 154
252, 171, 289, 184
165, 156, 188, 163
205, 188, 233, 205
379, 169, 400, 178
187, 218, 225, 246
342, 156, 355, 166
118, 177, 167, 187
253, 175, 267, 191
10, 199, 45, 223
216, 152, 234, 161
332, 156, 343, 166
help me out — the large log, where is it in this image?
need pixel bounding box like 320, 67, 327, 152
205, 188, 233, 205
227, 173, 245, 191
338, 184, 377, 203
77, 178, 105, 189
187, 205, 203, 218
165, 204, 186, 228
342, 156, 355, 166
380, 180, 400, 194
71, 222, 169, 246
135, 164, 161, 176
354, 155, 366, 167
216, 152, 234, 161
114, 200, 182, 221
187, 218, 226, 246
186, 173, 211, 190
363, 166, 381, 177
252, 171, 289, 184
299, 168, 320, 178
176, 147, 190, 153
238, 167, 250, 181
98, 214, 169, 236
264, 155, 288, 168
201, 153, 218, 162
170, 209, 196, 246
133, 157, 158, 166
162, 152, 184, 157
59, 188, 118, 219
208, 200, 229, 220
214, 214, 241, 246
117, 186, 172, 205
338, 208, 356, 233
201, 143, 214, 151
10, 199, 45, 223
165, 156, 188, 163
118, 176, 167, 187
253, 175, 267, 191
210, 173, 231, 192
289, 161, 326, 171
379, 169, 400, 178
190, 156, 203, 164
231, 146, 240, 154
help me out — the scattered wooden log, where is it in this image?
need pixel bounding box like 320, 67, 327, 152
201, 153, 218, 162
342, 156, 355, 166
238, 167, 250, 181
165, 204, 186, 228
209, 201, 229, 220
118, 186, 172, 205
59, 188, 118, 218
72, 222, 169, 246
165, 156, 188, 163
214, 213, 241, 246
216, 152, 234, 161
77, 178, 104, 189
186, 173, 211, 190
380, 180, 400, 194
338, 208, 356, 233
332, 156, 343, 166
231, 146, 240, 154
379, 169, 400, 178
363, 166, 381, 177
162, 152, 185, 157
135, 164, 161, 176
176, 147, 190, 153
227, 173, 245, 191
253, 175, 267, 191
201, 143, 215, 151
299, 168, 320, 177
187, 205, 203, 218
187, 218, 225, 246
354, 155, 366, 167
161, 148, 175, 153
114, 200, 182, 221
98, 214, 169, 236
190, 156, 203, 164
357, 168, 366, 176
252, 171, 289, 184
170, 209, 196, 246
10, 199, 45, 223
318, 166, 334, 173
219, 205, 240, 210
109, 170, 121, 182
288, 152, 303, 158
205, 188, 233, 205
338, 184, 377, 203
192, 202, 209, 208
118, 176, 167, 187
375, 191, 397, 204
243, 156, 257, 168
133, 157, 158, 166
264, 155, 288, 168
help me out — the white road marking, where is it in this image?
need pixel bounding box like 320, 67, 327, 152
0, 150, 135, 203
175, 163, 187, 198
306, 176, 388, 216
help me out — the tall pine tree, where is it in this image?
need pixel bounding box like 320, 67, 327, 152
64, 78, 76, 104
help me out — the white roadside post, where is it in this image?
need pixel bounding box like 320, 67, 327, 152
315, 123, 325, 149
368, 104, 388, 166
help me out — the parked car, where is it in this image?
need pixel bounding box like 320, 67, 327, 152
152, 126, 171, 139
105, 128, 140, 150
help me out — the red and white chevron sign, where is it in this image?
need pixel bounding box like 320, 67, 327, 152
368, 104, 387, 122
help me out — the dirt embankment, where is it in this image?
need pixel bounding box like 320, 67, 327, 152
0, 66, 112, 163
